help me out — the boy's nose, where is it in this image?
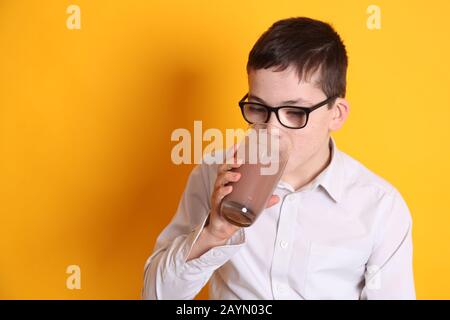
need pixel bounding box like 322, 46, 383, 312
267, 111, 281, 127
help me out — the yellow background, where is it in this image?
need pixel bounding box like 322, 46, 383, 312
1, 0, 449, 299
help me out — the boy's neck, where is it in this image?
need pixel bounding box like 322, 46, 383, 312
282, 137, 332, 191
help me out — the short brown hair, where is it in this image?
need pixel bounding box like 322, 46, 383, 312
246, 17, 348, 102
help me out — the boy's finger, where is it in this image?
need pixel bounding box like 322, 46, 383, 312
266, 195, 280, 208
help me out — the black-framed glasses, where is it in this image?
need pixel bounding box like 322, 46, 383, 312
238, 93, 338, 129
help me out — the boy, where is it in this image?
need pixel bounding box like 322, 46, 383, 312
142, 17, 415, 299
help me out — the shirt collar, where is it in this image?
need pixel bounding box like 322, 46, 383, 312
277, 136, 344, 203
316, 136, 344, 203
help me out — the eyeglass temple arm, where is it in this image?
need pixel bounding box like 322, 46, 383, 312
240, 93, 249, 102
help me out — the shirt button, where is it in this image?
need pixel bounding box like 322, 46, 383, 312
280, 240, 288, 249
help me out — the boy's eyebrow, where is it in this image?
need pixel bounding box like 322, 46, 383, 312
248, 93, 312, 106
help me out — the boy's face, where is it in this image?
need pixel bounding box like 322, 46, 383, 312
247, 65, 347, 173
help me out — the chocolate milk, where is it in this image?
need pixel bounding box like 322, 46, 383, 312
220, 161, 287, 227
219, 123, 291, 227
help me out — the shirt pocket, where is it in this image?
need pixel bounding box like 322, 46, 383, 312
305, 242, 369, 299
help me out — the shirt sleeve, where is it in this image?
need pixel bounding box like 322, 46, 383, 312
142, 163, 246, 300
360, 189, 416, 300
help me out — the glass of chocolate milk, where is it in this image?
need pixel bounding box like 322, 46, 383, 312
219, 123, 292, 227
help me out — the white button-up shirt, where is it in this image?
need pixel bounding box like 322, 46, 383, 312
143, 137, 415, 300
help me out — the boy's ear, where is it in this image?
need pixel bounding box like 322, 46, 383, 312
329, 97, 350, 132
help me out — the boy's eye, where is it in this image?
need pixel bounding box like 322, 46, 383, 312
247, 105, 266, 113
284, 109, 306, 117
